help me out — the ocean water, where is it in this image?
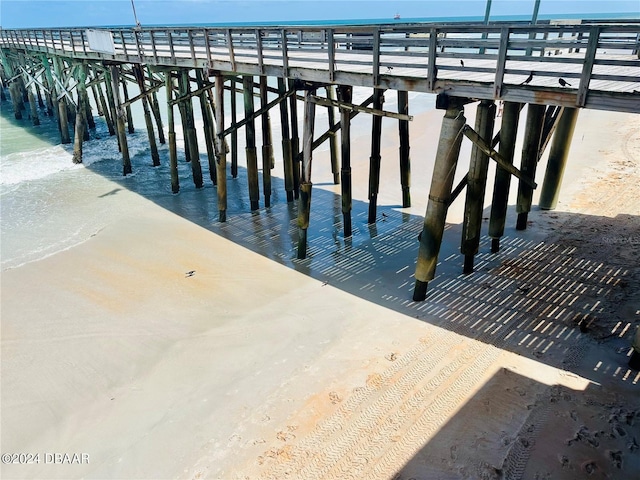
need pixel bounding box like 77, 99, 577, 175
0, 77, 436, 270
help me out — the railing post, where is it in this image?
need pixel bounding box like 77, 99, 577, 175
168, 30, 175, 64
428, 28, 437, 91
256, 29, 264, 74
188, 29, 196, 62
328, 28, 335, 82
150, 31, 158, 64
577, 26, 600, 108
372, 27, 381, 86
493, 27, 509, 98
204, 28, 212, 64
226, 29, 236, 71
80, 30, 87, 54
281, 29, 289, 77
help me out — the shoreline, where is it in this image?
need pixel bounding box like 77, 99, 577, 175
1, 99, 639, 479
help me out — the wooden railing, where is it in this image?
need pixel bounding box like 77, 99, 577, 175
2, 22, 639, 112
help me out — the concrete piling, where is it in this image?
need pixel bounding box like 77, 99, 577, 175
413, 99, 466, 301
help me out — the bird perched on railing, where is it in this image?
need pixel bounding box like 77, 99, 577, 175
520, 72, 534, 85
558, 78, 572, 87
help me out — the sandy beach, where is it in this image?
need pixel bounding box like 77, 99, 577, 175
1, 97, 639, 480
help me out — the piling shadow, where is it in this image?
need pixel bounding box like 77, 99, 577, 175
0, 100, 62, 152
82, 142, 640, 393
394, 370, 640, 480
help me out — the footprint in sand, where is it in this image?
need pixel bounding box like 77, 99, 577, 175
558, 454, 570, 468
582, 460, 598, 474
607, 450, 623, 469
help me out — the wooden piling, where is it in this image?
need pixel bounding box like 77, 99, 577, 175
166, 70, 179, 193
398, 90, 411, 208
41, 75, 54, 117
538, 108, 579, 210
180, 69, 203, 188
35, 82, 44, 109
90, 83, 103, 116
413, 99, 466, 301
289, 78, 300, 198
96, 79, 115, 135
461, 99, 496, 273
278, 77, 294, 202
230, 77, 239, 178
243, 76, 260, 210
368, 88, 385, 224
338, 85, 353, 237
28, 84, 41, 124
41, 57, 62, 137
52, 57, 71, 144
488, 101, 521, 253
109, 65, 132, 175
104, 69, 120, 148
84, 85, 96, 130
515, 104, 546, 229
9, 81, 23, 119
121, 79, 135, 134
259, 76, 273, 207
143, 93, 160, 166
132, 65, 157, 164
14, 76, 26, 112
326, 85, 340, 184
195, 69, 216, 183
72, 65, 87, 164
148, 68, 165, 144
297, 88, 316, 259
215, 74, 227, 222
18, 76, 27, 106
0, 80, 6, 102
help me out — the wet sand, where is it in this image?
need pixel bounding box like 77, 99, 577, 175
1, 101, 639, 479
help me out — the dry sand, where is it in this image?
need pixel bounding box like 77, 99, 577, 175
1, 98, 639, 480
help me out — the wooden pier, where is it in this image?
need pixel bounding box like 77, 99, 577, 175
1, 19, 639, 298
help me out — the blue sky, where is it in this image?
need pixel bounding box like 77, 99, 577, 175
1, 0, 638, 28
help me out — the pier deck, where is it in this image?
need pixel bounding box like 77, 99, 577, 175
2, 21, 639, 112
